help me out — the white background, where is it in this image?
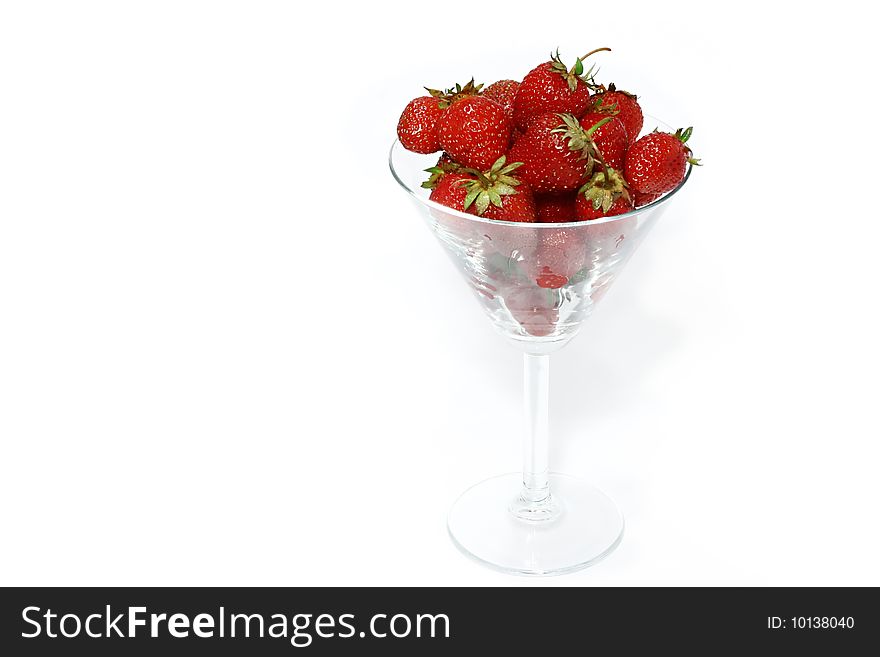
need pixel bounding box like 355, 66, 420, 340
1, 1, 878, 586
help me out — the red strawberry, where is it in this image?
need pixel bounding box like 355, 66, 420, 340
530, 229, 587, 289
625, 127, 699, 195
420, 154, 462, 191
397, 96, 445, 154
633, 190, 662, 207
575, 168, 633, 221
509, 127, 524, 148
437, 96, 512, 171
580, 112, 628, 171
512, 48, 608, 131
576, 192, 632, 221
508, 112, 613, 193
483, 183, 535, 222
482, 79, 519, 119
429, 171, 473, 208
591, 84, 643, 145
428, 157, 536, 222
536, 193, 577, 223
397, 79, 483, 154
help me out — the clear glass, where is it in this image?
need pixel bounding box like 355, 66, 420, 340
389, 115, 691, 576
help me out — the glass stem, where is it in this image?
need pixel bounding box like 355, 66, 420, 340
510, 352, 561, 522
523, 353, 551, 502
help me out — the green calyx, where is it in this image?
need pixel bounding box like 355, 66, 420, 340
421, 160, 462, 189
673, 127, 702, 166
425, 79, 483, 110
550, 113, 612, 177
577, 168, 631, 213
549, 47, 610, 93
457, 156, 524, 215
591, 95, 620, 116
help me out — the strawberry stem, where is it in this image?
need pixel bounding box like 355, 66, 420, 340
602, 160, 612, 186
580, 47, 611, 61
584, 116, 613, 137
466, 168, 492, 186
591, 145, 612, 187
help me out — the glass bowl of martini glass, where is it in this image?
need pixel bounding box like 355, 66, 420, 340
389, 115, 692, 576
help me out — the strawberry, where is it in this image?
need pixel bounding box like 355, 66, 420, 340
625, 127, 699, 195
429, 171, 473, 208
580, 111, 628, 171
530, 228, 587, 289
509, 127, 524, 148
536, 193, 577, 223
437, 95, 512, 171
420, 154, 461, 190
575, 196, 631, 221
482, 79, 519, 119
397, 79, 483, 154
508, 112, 612, 193
575, 168, 633, 221
428, 156, 536, 222
483, 182, 535, 222
591, 83, 643, 145
512, 48, 608, 131
397, 96, 445, 154
633, 190, 662, 207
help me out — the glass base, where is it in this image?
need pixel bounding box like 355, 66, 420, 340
447, 473, 624, 576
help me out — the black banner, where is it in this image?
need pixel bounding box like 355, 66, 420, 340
0, 587, 873, 654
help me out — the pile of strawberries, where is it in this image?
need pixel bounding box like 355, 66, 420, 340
397, 48, 698, 223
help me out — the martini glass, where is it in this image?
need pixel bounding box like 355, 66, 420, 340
389, 115, 692, 576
